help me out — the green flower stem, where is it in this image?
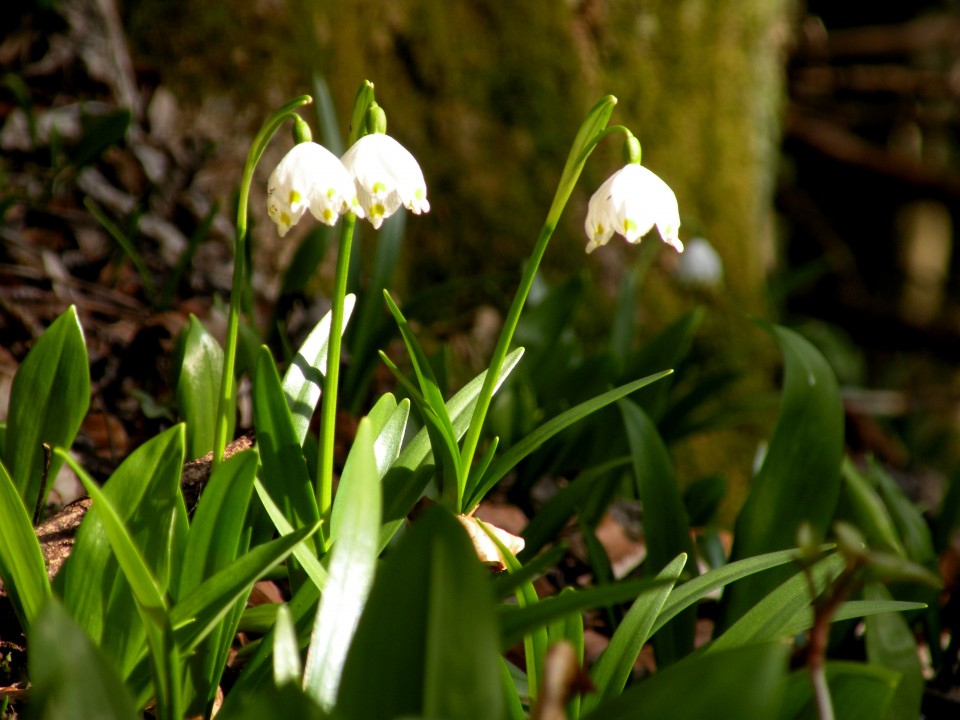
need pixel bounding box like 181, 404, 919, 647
317, 213, 357, 542
458, 96, 621, 505
212, 95, 312, 470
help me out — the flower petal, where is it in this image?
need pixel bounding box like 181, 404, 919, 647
341, 133, 429, 227
584, 163, 682, 253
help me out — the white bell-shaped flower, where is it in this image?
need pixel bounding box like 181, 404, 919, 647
341, 133, 430, 229
584, 163, 682, 254
267, 142, 362, 237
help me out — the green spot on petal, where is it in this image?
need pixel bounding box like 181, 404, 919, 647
372, 181, 386, 195
289, 189, 302, 205
623, 219, 637, 232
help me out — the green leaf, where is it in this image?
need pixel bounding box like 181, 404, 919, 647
304, 418, 381, 710
583, 554, 686, 715
177, 449, 258, 598
254, 346, 320, 548
864, 583, 925, 720
253, 479, 328, 590
625, 308, 704, 421
217, 683, 325, 720
480, 519, 548, 702
584, 642, 789, 720
652, 546, 831, 635
519, 457, 629, 561
491, 544, 568, 600
724, 324, 844, 626
710, 553, 845, 653
465, 371, 672, 512
337, 506, 504, 719
619, 399, 698, 664
383, 290, 463, 507
57, 425, 186, 678
498, 576, 670, 650
176, 449, 258, 711
29, 597, 138, 720
837, 458, 904, 555
170, 524, 319, 653
273, 604, 302, 687
60, 451, 167, 614
780, 599, 927, 637
5, 305, 90, 514
178, 314, 230, 460
777, 662, 899, 720
0, 458, 50, 630
282, 294, 356, 445
369, 394, 410, 477
380, 347, 524, 547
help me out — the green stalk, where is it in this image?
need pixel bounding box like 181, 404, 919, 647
212, 95, 312, 469
317, 214, 357, 539
458, 96, 620, 504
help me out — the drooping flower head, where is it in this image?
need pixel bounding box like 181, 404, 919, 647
584, 160, 682, 254
340, 111, 429, 229
267, 141, 362, 237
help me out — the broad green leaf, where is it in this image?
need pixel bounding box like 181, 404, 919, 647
29, 597, 138, 720
178, 314, 230, 460
465, 371, 672, 512
379, 347, 524, 547
61, 451, 167, 614
369, 394, 410, 477
583, 554, 686, 715
620, 399, 697, 664
254, 346, 320, 549
5, 305, 90, 514
710, 553, 845, 653
585, 642, 789, 720
864, 583, 925, 720
304, 418, 381, 710
777, 662, 899, 720
57, 425, 186, 678
337, 506, 504, 719
724, 324, 844, 626
281, 294, 356, 445
0, 458, 50, 629
178, 449, 258, 599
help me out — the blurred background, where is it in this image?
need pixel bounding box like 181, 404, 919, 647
1, 0, 959, 511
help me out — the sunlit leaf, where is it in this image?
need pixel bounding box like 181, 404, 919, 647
723, 324, 844, 626
5, 305, 90, 513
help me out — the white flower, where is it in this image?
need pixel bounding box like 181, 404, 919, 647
267, 142, 362, 237
340, 133, 430, 229
584, 164, 682, 254
674, 237, 723, 287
